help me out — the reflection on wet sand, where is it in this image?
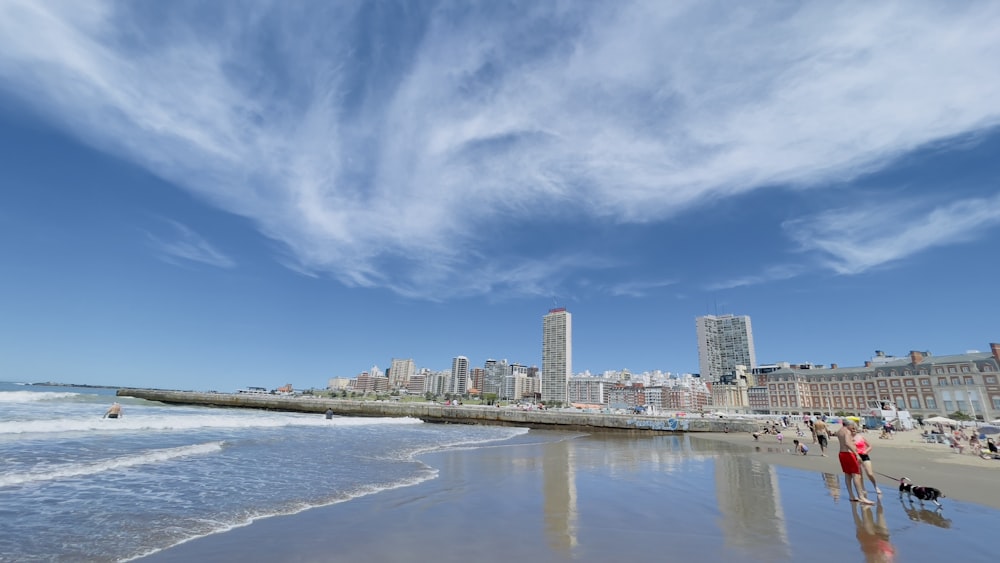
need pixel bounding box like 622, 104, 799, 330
823, 472, 842, 503
542, 439, 577, 554
900, 500, 951, 528
714, 455, 790, 559
852, 501, 895, 563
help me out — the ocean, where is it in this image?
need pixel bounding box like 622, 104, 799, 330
0, 382, 528, 562
6, 382, 1000, 563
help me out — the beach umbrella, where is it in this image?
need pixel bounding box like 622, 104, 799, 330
989, 419, 1000, 426
925, 416, 958, 425
978, 425, 1000, 435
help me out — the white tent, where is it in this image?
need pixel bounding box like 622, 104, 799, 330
925, 416, 958, 425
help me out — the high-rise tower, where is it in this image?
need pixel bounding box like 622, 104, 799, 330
450, 355, 469, 395
542, 307, 572, 404
696, 314, 757, 383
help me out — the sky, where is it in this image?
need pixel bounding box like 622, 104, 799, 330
1, 1, 999, 392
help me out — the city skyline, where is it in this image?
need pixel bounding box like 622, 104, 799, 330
2, 3, 999, 392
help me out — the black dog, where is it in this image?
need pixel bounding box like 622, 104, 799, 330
899, 477, 945, 507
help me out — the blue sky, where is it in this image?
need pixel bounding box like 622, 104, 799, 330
1, 1, 999, 392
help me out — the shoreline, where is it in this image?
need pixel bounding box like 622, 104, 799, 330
137, 429, 1000, 563
691, 428, 1000, 509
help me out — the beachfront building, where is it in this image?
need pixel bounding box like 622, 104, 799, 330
470, 367, 485, 393
608, 383, 646, 410
757, 343, 1000, 421
405, 374, 425, 395
388, 358, 415, 390
510, 370, 540, 401
350, 371, 389, 394
568, 377, 612, 405
424, 370, 449, 396
327, 377, 351, 391
449, 356, 470, 396
483, 359, 508, 397
542, 307, 572, 405
501, 363, 530, 401
696, 314, 757, 384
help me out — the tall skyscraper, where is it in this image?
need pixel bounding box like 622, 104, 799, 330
696, 314, 757, 383
542, 307, 572, 404
450, 355, 469, 395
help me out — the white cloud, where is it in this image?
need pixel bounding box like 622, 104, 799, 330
705, 265, 804, 291
785, 193, 1000, 275
147, 220, 235, 269
1, 1, 999, 298
608, 279, 678, 298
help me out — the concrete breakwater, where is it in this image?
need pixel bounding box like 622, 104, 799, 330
116, 388, 754, 434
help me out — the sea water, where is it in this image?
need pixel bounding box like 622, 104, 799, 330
0, 382, 528, 562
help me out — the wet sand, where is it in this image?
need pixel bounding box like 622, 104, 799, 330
139, 429, 1000, 563
693, 427, 1000, 509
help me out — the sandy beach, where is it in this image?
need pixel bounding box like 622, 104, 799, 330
137, 427, 1000, 563
693, 427, 1000, 509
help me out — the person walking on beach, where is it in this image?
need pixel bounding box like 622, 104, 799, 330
836, 420, 874, 505
104, 402, 123, 419
814, 417, 829, 456
854, 430, 882, 495
325, 408, 334, 420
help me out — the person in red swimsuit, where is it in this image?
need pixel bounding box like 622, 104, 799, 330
855, 431, 882, 495
835, 420, 874, 505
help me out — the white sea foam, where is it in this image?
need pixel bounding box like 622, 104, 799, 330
0, 441, 225, 487
122, 462, 441, 562
0, 413, 424, 435
0, 390, 81, 402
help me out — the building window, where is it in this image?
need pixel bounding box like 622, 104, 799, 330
935, 367, 944, 374
904, 379, 915, 387
904, 370, 911, 376
993, 397, 1000, 409
920, 378, 931, 386
890, 380, 901, 387
964, 376, 974, 386
938, 378, 948, 386
956, 400, 967, 412
854, 383, 863, 390
943, 400, 953, 411
961, 365, 970, 373
926, 397, 937, 409
986, 376, 998, 385
878, 380, 887, 387
909, 396, 920, 409
951, 377, 961, 386
984, 365, 994, 372
895, 397, 905, 409
948, 366, 957, 373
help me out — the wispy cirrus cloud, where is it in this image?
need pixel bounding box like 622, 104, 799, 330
146, 220, 235, 269
705, 265, 805, 292
1, 1, 999, 298
784, 193, 1000, 275
607, 279, 678, 298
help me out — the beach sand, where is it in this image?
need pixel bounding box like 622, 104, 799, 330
139, 428, 1000, 563
694, 427, 1000, 509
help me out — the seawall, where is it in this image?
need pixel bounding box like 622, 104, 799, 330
116, 389, 755, 434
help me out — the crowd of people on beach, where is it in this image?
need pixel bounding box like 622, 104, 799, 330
749, 412, 1000, 510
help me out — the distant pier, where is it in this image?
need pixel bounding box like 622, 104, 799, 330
116, 388, 753, 434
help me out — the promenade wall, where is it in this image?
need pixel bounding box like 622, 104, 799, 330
116, 389, 754, 434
